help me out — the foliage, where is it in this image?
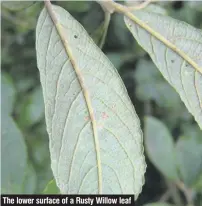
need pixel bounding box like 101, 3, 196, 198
1, 1, 202, 205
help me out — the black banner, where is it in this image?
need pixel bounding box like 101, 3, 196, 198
1, 195, 135, 206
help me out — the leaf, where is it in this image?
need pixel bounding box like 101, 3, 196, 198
43, 179, 60, 194
124, 7, 202, 129
2, 72, 16, 115
1, 115, 27, 193
193, 173, 202, 193
36, 4, 146, 198
168, 3, 201, 27
57, 1, 91, 13
144, 116, 179, 180
106, 53, 124, 70
17, 87, 45, 127
26, 87, 45, 124
176, 136, 202, 187
135, 59, 182, 108
106, 51, 134, 70
134, 59, 193, 129
112, 13, 134, 48
181, 123, 202, 142
187, 1, 202, 12
22, 163, 37, 194
2, 1, 35, 11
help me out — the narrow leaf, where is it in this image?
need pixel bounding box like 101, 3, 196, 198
124, 8, 202, 129
36, 3, 146, 198
176, 136, 202, 187
144, 116, 179, 180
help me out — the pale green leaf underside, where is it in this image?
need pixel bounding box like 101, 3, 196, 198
124, 10, 202, 129
36, 5, 145, 198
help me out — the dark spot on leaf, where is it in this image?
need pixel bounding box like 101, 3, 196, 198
74, 35, 78, 39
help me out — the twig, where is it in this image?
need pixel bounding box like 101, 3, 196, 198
159, 189, 171, 202
96, 0, 115, 14
99, 11, 111, 49
176, 181, 195, 206
167, 181, 183, 206
127, 0, 156, 11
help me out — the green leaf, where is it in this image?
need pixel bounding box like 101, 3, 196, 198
1, 115, 27, 193
36, 4, 145, 198
144, 116, 179, 180
36, 166, 53, 193
2, 1, 35, 11
106, 53, 124, 70
135, 59, 181, 108
43, 179, 60, 194
181, 123, 202, 139
187, 1, 202, 12
106, 52, 134, 71
58, 1, 91, 13
143, 203, 174, 206
17, 87, 44, 127
27, 87, 45, 124
134, 59, 192, 129
2, 72, 16, 115
124, 7, 202, 129
193, 173, 202, 193
176, 135, 202, 187
113, 13, 133, 48
22, 163, 37, 194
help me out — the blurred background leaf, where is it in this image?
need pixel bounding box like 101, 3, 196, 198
43, 179, 60, 194
2, 72, 16, 115
2, 1, 35, 11
1, 115, 27, 193
16, 86, 44, 128
144, 116, 179, 181
22, 163, 37, 194
176, 136, 202, 187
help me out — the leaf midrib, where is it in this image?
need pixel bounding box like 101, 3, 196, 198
44, 3, 102, 193
125, 11, 202, 74
108, 1, 202, 74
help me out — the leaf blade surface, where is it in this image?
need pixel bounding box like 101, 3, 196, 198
1, 115, 27, 193
144, 116, 179, 180
124, 9, 202, 129
36, 4, 146, 198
